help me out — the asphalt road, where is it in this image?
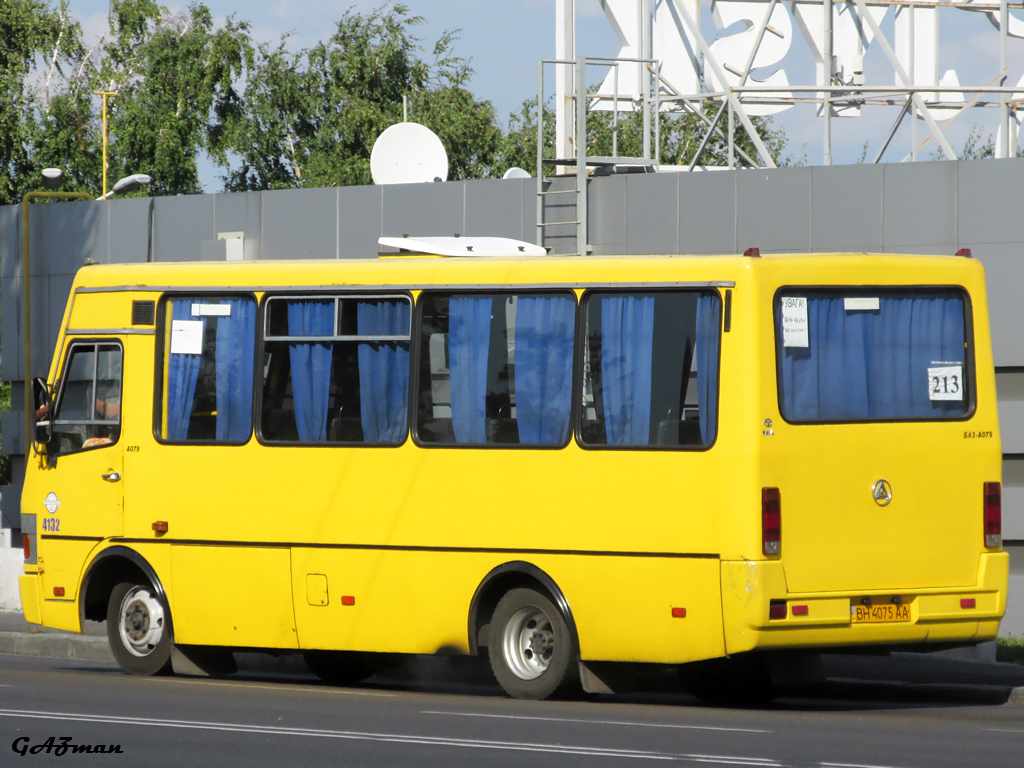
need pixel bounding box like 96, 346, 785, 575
0, 653, 1022, 767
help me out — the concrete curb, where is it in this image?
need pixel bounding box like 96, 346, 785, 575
0, 630, 113, 663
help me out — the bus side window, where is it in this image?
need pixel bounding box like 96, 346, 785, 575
259, 295, 411, 445
158, 296, 256, 443
51, 342, 123, 454
580, 290, 721, 449
415, 292, 575, 447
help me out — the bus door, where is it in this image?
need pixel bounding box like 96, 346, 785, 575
36, 339, 125, 600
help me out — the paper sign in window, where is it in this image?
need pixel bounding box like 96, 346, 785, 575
781, 297, 808, 348
170, 320, 204, 355
191, 303, 231, 317
844, 297, 879, 311
927, 364, 963, 401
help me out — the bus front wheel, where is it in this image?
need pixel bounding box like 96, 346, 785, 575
106, 581, 172, 676
487, 587, 577, 700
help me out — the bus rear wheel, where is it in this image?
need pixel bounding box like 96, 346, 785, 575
106, 581, 172, 676
487, 587, 577, 700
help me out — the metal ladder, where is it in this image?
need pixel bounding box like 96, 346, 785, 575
535, 56, 660, 255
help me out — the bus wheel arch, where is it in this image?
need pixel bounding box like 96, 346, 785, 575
82, 547, 174, 675
469, 562, 581, 699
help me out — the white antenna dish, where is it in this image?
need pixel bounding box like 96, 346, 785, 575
370, 122, 449, 185
502, 167, 531, 180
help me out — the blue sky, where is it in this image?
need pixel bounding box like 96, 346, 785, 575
62, 1, 1024, 188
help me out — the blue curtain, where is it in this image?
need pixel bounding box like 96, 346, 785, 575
288, 301, 334, 442
449, 297, 493, 443
166, 300, 202, 440
696, 293, 722, 445
214, 298, 256, 441
514, 296, 575, 445
600, 294, 655, 444
357, 300, 410, 443
778, 292, 965, 420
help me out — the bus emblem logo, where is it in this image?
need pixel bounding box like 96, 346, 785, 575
872, 480, 893, 506
43, 492, 61, 514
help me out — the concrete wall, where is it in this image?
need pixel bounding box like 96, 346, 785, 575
3, 160, 1024, 631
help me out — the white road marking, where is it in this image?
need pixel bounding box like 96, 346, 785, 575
0, 709, 783, 764
422, 710, 770, 733
819, 762, 909, 768
981, 728, 1024, 735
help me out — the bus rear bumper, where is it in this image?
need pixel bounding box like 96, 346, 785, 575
721, 552, 1009, 655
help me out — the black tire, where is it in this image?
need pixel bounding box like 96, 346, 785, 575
303, 650, 373, 686
106, 580, 172, 676
487, 587, 578, 700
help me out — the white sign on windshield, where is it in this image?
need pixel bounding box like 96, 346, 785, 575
781, 297, 808, 348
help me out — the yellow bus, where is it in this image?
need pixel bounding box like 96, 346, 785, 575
19, 245, 1007, 700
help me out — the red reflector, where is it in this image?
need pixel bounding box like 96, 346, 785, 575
53, 587, 64, 597
762, 487, 781, 556
341, 596, 355, 606
984, 482, 1001, 548
955, 248, 972, 258
961, 598, 976, 609
152, 521, 168, 533
744, 247, 761, 257
671, 607, 686, 618
23, 534, 30, 560
769, 601, 787, 620
791, 605, 809, 617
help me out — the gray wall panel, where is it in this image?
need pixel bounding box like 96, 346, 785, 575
0, 206, 18, 278
974, 246, 1024, 367
882, 162, 957, 249
107, 198, 155, 265
153, 195, 215, 262
810, 164, 883, 252
738, 167, 812, 254
957, 159, 1024, 246
338, 185, 382, 259
382, 182, 464, 240
463, 179, 525, 241
213, 191, 263, 261
624, 173, 678, 255
678, 171, 735, 254
28, 201, 101, 276
1000, 401, 1024, 453
589, 175, 628, 254
263, 188, 338, 259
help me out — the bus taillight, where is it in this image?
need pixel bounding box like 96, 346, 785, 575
22, 534, 30, 561
762, 487, 781, 556
984, 482, 1002, 548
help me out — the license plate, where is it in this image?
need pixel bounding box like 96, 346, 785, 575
851, 603, 911, 623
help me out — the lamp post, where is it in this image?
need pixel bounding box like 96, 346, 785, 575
21, 170, 151, 455
93, 91, 118, 199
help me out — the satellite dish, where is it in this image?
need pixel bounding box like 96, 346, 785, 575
370, 122, 449, 185
502, 167, 531, 180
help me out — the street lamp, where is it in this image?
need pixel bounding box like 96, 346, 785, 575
21, 172, 152, 454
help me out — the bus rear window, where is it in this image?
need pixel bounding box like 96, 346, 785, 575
774, 289, 971, 422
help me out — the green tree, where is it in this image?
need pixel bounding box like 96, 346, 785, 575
220, 5, 503, 190
0, 0, 89, 205
98, 0, 252, 195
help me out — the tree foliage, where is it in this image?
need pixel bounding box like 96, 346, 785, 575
219, 5, 502, 190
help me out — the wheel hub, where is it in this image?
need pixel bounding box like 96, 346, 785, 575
118, 586, 164, 658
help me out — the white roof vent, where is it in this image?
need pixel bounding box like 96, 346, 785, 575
378, 236, 548, 257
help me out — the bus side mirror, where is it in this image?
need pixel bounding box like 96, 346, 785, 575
32, 377, 53, 451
